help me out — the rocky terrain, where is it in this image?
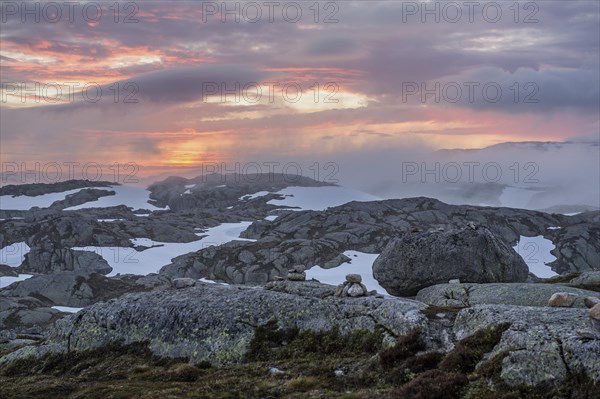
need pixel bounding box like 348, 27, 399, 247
1, 175, 599, 398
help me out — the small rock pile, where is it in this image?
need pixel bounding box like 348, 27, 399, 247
548, 292, 600, 321
286, 265, 306, 281
335, 274, 369, 297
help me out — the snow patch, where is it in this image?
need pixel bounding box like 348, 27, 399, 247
72, 222, 255, 276
130, 238, 155, 247
52, 306, 84, 313
0, 274, 33, 289
0, 242, 31, 267
199, 278, 229, 285
239, 191, 270, 201
0, 188, 111, 210
64, 185, 164, 211
306, 251, 389, 295
513, 235, 558, 278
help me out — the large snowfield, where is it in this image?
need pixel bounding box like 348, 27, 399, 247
73, 222, 255, 276
0, 185, 163, 211
0, 188, 104, 210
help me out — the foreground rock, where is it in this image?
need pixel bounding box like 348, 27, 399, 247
570, 271, 600, 290
585, 297, 600, 308
0, 281, 427, 366
455, 304, 600, 387
548, 292, 578, 307
591, 304, 600, 321
1, 280, 599, 394
416, 283, 600, 308
373, 226, 529, 296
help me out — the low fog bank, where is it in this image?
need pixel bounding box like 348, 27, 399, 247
238, 138, 599, 212
338, 140, 600, 211
3, 138, 598, 213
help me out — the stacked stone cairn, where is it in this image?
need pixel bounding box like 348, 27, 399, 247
335, 274, 369, 297
287, 265, 307, 281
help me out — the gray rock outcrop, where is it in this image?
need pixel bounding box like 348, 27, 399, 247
454, 304, 600, 387
373, 227, 529, 296
19, 247, 112, 275
570, 271, 600, 289
0, 271, 145, 307
416, 283, 600, 308
0, 281, 428, 366
0, 296, 65, 331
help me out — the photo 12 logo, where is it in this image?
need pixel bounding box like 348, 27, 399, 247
1, 1, 139, 24
199, 1, 340, 24
200, 81, 339, 104
401, 81, 539, 104
401, 161, 540, 184
400, 1, 539, 24
1, 82, 139, 105
1, 162, 140, 184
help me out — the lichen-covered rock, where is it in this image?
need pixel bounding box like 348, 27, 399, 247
373, 227, 529, 296
0, 281, 428, 366
455, 305, 600, 387
416, 283, 600, 308
570, 271, 600, 288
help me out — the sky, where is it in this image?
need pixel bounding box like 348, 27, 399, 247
0, 0, 599, 183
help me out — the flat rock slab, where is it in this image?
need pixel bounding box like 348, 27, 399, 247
416, 283, 600, 308
455, 304, 600, 387
0, 281, 427, 366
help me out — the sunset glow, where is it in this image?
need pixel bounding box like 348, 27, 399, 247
1, 1, 598, 175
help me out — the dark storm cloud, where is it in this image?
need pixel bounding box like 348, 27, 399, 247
131, 65, 267, 104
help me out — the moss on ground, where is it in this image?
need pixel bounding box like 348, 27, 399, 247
1, 321, 599, 399
540, 273, 581, 284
